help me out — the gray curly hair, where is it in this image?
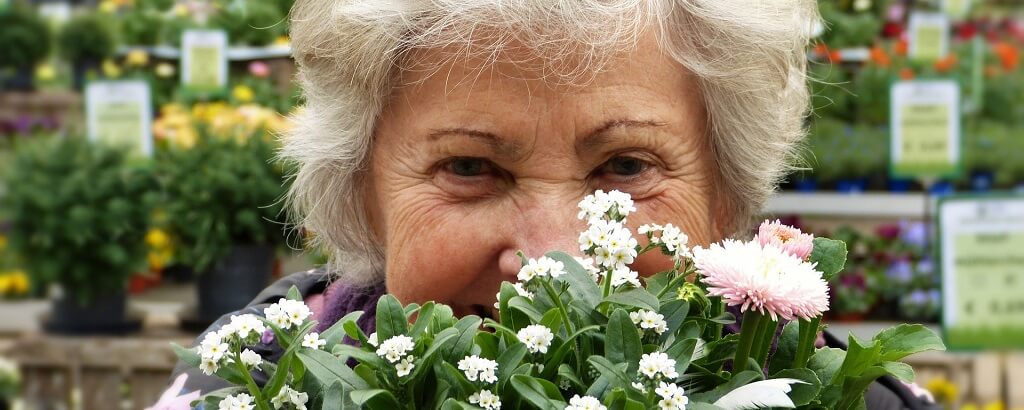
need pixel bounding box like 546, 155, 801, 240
281, 0, 820, 284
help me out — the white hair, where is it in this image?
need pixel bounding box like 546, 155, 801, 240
281, 0, 819, 284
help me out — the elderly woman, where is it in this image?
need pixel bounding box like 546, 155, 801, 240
154, 1, 937, 409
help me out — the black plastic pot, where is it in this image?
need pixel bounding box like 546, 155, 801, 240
2, 66, 35, 92
46, 288, 138, 335
197, 244, 275, 323
71, 59, 99, 91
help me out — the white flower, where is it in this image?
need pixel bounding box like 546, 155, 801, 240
517, 256, 566, 283
469, 389, 502, 410
199, 332, 229, 363
271, 386, 308, 410
396, 357, 416, 377
610, 266, 641, 288
367, 332, 379, 347
574, 257, 603, 282
239, 349, 262, 367
631, 381, 647, 392
581, 220, 638, 268
630, 310, 668, 335
566, 395, 607, 410
264, 299, 312, 330
638, 223, 663, 235
458, 355, 500, 383
301, 332, 327, 350
200, 357, 219, 375
638, 352, 678, 380
655, 382, 689, 410
517, 325, 554, 354
577, 190, 636, 222
659, 224, 691, 259
375, 335, 415, 363
226, 314, 267, 340
219, 393, 255, 410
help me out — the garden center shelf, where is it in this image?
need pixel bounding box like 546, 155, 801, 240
117, 44, 292, 61
764, 192, 929, 218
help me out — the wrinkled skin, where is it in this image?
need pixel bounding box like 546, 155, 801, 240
366, 36, 733, 319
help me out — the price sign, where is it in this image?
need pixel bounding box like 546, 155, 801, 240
942, 0, 972, 20
85, 80, 153, 157
909, 12, 950, 61
181, 29, 228, 91
939, 195, 1024, 350
890, 80, 961, 179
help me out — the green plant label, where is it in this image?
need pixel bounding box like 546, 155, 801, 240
85, 80, 153, 157
942, 0, 972, 20
890, 81, 961, 179
909, 12, 949, 61
182, 29, 228, 91
939, 196, 1024, 350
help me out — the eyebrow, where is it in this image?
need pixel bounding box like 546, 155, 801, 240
426, 118, 666, 159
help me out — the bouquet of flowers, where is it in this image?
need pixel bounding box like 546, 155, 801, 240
175, 190, 944, 410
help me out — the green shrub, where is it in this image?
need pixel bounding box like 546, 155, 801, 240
1, 138, 156, 303
119, 7, 165, 46
210, 1, 286, 46
807, 118, 888, 182
0, 8, 52, 68
58, 13, 117, 63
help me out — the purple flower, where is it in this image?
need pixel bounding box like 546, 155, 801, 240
876, 223, 901, 240
886, 259, 913, 283
260, 327, 275, 345
899, 221, 928, 248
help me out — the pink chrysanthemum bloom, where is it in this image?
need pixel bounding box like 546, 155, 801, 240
755, 219, 814, 260
692, 239, 829, 321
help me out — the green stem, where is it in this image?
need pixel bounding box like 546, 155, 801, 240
732, 310, 763, 372
792, 317, 821, 369
235, 352, 270, 410
541, 279, 575, 335
753, 318, 779, 367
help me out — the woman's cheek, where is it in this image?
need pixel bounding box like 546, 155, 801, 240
384, 202, 503, 305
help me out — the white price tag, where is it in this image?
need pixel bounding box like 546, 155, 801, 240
85, 80, 154, 157
908, 12, 950, 61
890, 80, 961, 179
181, 29, 228, 91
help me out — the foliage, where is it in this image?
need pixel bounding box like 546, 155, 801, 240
156, 128, 287, 272
0, 8, 52, 69
58, 13, 118, 63
177, 193, 945, 409
817, 1, 881, 49
210, 1, 287, 46
808, 62, 853, 122
1, 137, 156, 303
119, 7, 165, 46
806, 118, 887, 182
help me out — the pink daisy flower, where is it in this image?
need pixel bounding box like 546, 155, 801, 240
692, 239, 829, 321
755, 219, 814, 260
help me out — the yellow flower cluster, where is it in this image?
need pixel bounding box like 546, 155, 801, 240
145, 228, 173, 270
925, 377, 958, 404
153, 102, 292, 149
0, 271, 29, 297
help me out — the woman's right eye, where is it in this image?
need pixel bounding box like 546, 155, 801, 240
446, 157, 492, 177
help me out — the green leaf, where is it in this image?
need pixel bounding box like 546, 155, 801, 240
408, 302, 435, 338
375, 295, 408, 341
509, 297, 545, 323
808, 347, 845, 384
440, 399, 479, 410
333, 344, 388, 370
171, 343, 199, 367
601, 288, 660, 311
546, 251, 602, 310
322, 311, 364, 347
342, 320, 368, 346
353, 364, 380, 388
540, 308, 564, 334
296, 349, 369, 391
444, 316, 483, 361
587, 355, 631, 387
872, 324, 946, 362
497, 343, 528, 387
541, 325, 601, 380
350, 389, 403, 409
665, 337, 699, 377
319, 381, 350, 410
286, 285, 302, 301
657, 299, 689, 341
769, 321, 800, 375
878, 361, 915, 382
606, 310, 643, 374
772, 368, 822, 406
834, 335, 882, 384
686, 403, 727, 410
510, 374, 566, 410
809, 237, 847, 281
557, 364, 585, 391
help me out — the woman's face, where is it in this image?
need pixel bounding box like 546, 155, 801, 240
367, 36, 730, 318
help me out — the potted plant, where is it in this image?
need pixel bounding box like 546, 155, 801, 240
157, 114, 288, 324
1, 137, 156, 334
57, 13, 117, 90
210, 0, 286, 46
0, 8, 52, 91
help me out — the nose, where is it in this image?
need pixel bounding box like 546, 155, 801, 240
497, 194, 585, 278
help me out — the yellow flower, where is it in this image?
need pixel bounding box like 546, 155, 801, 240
126, 49, 149, 67
925, 377, 959, 404
145, 228, 171, 249
148, 249, 173, 270
963, 404, 980, 410
99, 0, 118, 13
0, 275, 10, 294
273, 36, 290, 47
173, 127, 198, 149
35, 64, 56, 82
8, 271, 29, 295
160, 103, 186, 116
102, 60, 122, 78
232, 85, 255, 103
984, 401, 1006, 410
173, 4, 189, 17
155, 62, 176, 78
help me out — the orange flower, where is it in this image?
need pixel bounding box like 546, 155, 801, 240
869, 46, 891, 67
828, 50, 843, 63
895, 39, 908, 56
984, 65, 1001, 78
992, 42, 1019, 71
813, 43, 830, 58
934, 54, 958, 73
899, 68, 915, 80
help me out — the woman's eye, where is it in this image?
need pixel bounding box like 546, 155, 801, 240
446, 157, 493, 177
601, 156, 649, 177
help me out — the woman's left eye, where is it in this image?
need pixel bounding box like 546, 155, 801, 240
598, 155, 651, 178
